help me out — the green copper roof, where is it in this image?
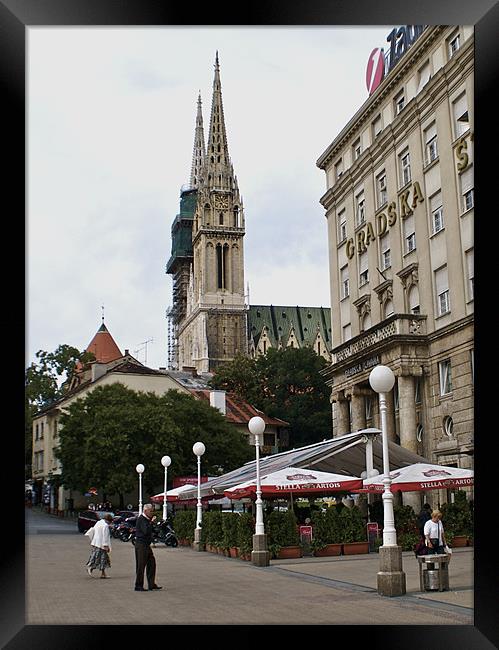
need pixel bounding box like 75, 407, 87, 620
248, 305, 332, 351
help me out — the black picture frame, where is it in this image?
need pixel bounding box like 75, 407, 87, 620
6, 0, 497, 646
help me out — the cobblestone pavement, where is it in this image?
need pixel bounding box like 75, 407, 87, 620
26, 508, 473, 625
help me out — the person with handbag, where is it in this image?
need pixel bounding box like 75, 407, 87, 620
85, 513, 113, 578
423, 509, 447, 554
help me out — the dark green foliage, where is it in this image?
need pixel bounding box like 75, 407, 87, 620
368, 498, 384, 527
221, 513, 240, 550
393, 504, 419, 551
25, 344, 95, 478
339, 506, 366, 542
56, 384, 253, 502
209, 347, 332, 447
237, 513, 255, 554
202, 511, 224, 547
441, 491, 473, 542
266, 509, 300, 556
310, 506, 342, 550
173, 510, 196, 543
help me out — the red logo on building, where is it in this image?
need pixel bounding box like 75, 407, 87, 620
366, 48, 385, 95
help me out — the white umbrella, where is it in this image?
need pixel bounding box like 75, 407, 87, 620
224, 466, 362, 500
359, 463, 474, 493
150, 484, 197, 503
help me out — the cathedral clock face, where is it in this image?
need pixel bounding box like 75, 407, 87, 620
214, 194, 229, 210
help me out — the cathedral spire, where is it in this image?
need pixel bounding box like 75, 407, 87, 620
189, 92, 206, 189
205, 51, 233, 190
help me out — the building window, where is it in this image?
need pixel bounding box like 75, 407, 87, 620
372, 115, 382, 139
380, 233, 391, 270
342, 323, 351, 342
439, 359, 453, 395
430, 191, 444, 234
470, 349, 474, 382
40, 422, 44, 439
460, 166, 474, 213
453, 92, 469, 138
337, 209, 347, 243
415, 377, 422, 404
417, 60, 431, 93
355, 191, 365, 226
416, 424, 424, 443
335, 158, 344, 180
35, 424, 39, 441
384, 299, 394, 318
404, 215, 416, 253
448, 31, 461, 58
443, 415, 454, 437
376, 172, 387, 208
394, 90, 405, 116
399, 150, 411, 186
466, 248, 474, 300
340, 265, 350, 299
463, 189, 474, 211
424, 122, 438, 164
353, 138, 362, 160
408, 284, 420, 314
359, 250, 369, 286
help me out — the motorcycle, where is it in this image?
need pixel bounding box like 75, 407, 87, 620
152, 519, 178, 547
117, 516, 137, 542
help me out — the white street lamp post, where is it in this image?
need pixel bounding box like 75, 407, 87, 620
369, 365, 406, 596
248, 416, 270, 567
161, 455, 171, 521
192, 442, 205, 551
136, 464, 145, 515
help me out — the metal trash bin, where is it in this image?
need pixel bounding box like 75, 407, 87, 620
417, 554, 450, 592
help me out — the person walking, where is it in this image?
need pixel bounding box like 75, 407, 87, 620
423, 509, 447, 554
85, 513, 113, 578
134, 504, 162, 592
418, 503, 432, 537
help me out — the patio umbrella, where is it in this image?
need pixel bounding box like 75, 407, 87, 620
359, 463, 474, 493
224, 466, 363, 500
150, 484, 197, 504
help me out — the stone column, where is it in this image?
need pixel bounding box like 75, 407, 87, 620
398, 374, 421, 513
334, 392, 351, 436
351, 388, 366, 432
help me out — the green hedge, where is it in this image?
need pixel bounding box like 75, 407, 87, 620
173, 510, 196, 543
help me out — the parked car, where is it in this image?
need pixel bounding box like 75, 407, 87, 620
77, 509, 115, 533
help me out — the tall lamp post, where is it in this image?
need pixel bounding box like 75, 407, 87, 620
192, 442, 205, 552
369, 365, 406, 596
248, 416, 270, 567
161, 455, 171, 521
136, 463, 145, 515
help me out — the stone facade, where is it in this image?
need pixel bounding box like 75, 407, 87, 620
317, 26, 474, 509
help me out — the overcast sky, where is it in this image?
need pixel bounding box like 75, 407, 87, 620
27, 26, 390, 370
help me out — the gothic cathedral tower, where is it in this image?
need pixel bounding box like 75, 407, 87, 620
170, 53, 247, 373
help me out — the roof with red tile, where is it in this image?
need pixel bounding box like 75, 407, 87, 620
189, 389, 289, 427
84, 322, 123, 363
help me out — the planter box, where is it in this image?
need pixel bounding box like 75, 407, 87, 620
229, 547, 239, 558
313, 543, 342, 557
451, 535, 468, 548
277, 545, 302, 559
342, 542, 369, 555
239, 552, 251, 561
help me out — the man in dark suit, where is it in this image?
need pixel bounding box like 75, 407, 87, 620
134, 503, 162, 591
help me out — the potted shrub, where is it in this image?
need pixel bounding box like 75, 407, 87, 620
267, 509, 302, 559
310, 508, 342, 556
339, 506, 369, 554
441, 491, 473, 547
237, 512, 254, 560
222, 512, 240, 558
173, 510, 196, 546
393, 504, 419, 552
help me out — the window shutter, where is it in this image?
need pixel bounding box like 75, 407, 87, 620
460, 166, 474, 193
435, 266, 448, 294
430, 191, 442, 211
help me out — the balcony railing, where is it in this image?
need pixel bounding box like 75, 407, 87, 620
332, 314, 427, 364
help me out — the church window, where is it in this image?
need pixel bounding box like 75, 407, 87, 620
233, 206, 239, 227
217, 156, 220, 163
219, 212, 224, 225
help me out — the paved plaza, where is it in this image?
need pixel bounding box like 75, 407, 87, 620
26, 508, 473, 626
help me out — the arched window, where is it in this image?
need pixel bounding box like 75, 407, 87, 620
233, 206, 239, 227
219, 212, 224, 225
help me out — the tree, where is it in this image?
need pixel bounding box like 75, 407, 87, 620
57, 384, 253, 507
25, 344, 95, 479
209, 347, 332, 448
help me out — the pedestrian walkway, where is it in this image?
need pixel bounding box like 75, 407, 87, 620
25, 508, 473, 625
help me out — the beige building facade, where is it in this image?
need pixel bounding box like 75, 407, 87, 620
317, 26, 474, 510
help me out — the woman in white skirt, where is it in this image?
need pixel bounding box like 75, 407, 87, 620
85, 513, 113, 578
